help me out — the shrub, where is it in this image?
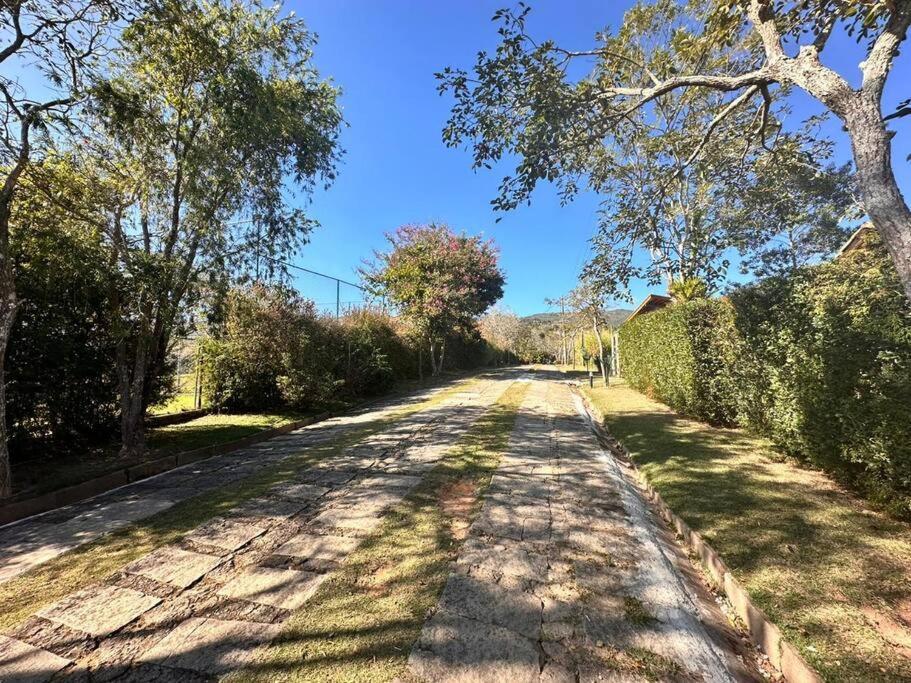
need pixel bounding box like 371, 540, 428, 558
619, 298, 738, 425
619, 232, 911, 516
202, 285, 495, 414
729, 234, 911, 515
7, 206, 120, 457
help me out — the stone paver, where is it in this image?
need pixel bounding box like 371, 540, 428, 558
36, 585, 161, 638
274, 531, 361, 561
124, 546, 222, 588
184, 519, 267, 552
217, 566, 327, 610
409, 373, 757, 683
1, 371, 513, 681
0, 635, 71, 683
139, 617, 282, 676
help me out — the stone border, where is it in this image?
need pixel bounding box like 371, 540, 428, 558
576, 388, 822, 683
0, 412, 330, 528
146, 408, 210, 427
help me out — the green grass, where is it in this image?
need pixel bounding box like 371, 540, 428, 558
0, 376, 484, 632
233, 381, 530, 682
9, 412, 307, 499
149, 371, 203, 416
148, 412, 305, 453
583, 378, 911, 682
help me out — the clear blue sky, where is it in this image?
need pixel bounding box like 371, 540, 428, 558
284, 2, 911, 315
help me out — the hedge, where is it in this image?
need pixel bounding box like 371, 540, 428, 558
203, 285, 496, 413
619, 299, 739, 425
619, 233, 911, 517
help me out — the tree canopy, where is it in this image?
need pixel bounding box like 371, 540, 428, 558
363, 224, 505, 375
439, 0, 911, 300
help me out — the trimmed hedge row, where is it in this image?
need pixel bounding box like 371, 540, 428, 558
619, 233, 911, 517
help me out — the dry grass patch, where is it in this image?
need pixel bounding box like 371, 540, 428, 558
232, 381, 529, 683
583, 378, 911, 682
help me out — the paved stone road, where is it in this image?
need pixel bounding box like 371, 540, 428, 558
0, 379, 467, 586
1, 369, 760, 682
0, 374, 512, 682
409, 372, 760, 682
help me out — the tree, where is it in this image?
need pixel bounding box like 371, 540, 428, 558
363, 224, 505, 376
0, 0, 124, 496
720, 127, 860, 277
7, 158, 121, 458
569, 279, 610, 386
90, 0, 342, 455
438, 0, 911, 301
479, 305, 521, 363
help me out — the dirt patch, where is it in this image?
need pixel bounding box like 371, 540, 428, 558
898, 598, 911, 629
862, 607, 911, 659
356, 561, 400, 598
437, 478, 478, 541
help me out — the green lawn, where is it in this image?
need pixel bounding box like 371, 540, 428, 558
148, 412, 305, 453
9, 412, 306, 499
582, 378, 911, 682
148, 371, 202, 416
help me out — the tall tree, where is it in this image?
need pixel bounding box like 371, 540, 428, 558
569, 279, 610, 386
0, 0, 123, 496
720, 127, 860, 276
363, 224, 505, 376
91, 0, 342, 455
479, 305, 521, 363
439, 0, 911, 300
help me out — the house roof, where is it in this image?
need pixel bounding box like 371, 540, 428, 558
625, 293, 672, 323
836, 222, 875, 258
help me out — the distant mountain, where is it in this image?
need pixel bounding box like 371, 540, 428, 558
522, 308, 631, 327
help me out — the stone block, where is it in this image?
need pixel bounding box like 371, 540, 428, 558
37, 584, 160, 637
124, 547, 222, 589
0, 635, 71, 683
217, 566, 326, 610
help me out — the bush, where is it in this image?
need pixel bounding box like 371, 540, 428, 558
619, 233, 911, 516
7, 202, 120, 457
202, 285, 495, 414
619, 298, 738, 425
729, 234, 911, 516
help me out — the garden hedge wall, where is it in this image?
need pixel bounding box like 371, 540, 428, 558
619, 233, 911, 517
619, 299, 739, 425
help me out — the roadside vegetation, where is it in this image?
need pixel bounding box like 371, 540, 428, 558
583, 378, 911, 682
233, 381, 529, 682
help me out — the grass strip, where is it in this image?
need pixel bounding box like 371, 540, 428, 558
0, 376, 483, 632
583, 378, 911, 683
232, 380, 530, 683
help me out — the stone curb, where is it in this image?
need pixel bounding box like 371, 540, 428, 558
576, 389, 822, 683
146, 407, 210, 428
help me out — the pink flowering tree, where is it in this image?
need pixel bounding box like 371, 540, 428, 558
363, 224, 505, 376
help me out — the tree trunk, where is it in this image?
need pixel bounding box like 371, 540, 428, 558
0, 199, 17, 498
592, 315, 608, 387
0, 264, 15, 498
844, 100, 911, 300
418, 345, 423, 382
438, 339, 446, 374
116, 333, 151, 458
429, 340, 439, 377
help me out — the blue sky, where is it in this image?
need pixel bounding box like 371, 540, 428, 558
288, 0, 910, 316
